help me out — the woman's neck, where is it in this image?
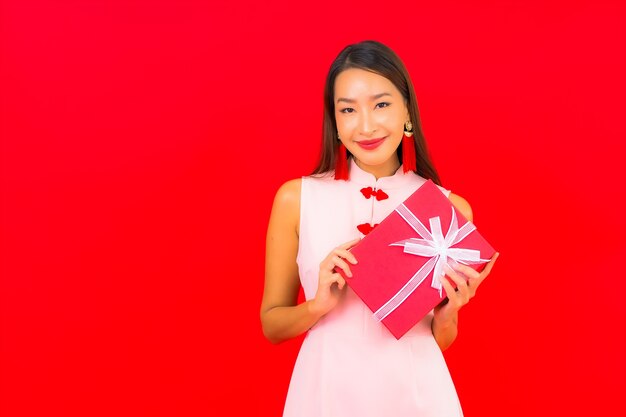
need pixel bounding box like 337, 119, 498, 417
354, 156, 401, 180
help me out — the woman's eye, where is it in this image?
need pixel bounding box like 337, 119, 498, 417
339, 108, 355, 114
376, 102, 390, 109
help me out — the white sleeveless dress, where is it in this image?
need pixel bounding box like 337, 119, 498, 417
283, 158, 464, 417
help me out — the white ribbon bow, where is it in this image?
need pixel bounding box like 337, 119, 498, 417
373, 204, 489, 322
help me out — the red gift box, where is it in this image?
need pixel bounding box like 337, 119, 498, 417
338, 180, 496, 340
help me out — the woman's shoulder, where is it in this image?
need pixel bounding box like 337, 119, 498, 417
448, 192, 473, 222
273, 178, 302, 208
268, 179, 302, 234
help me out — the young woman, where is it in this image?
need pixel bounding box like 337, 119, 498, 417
261, 40, 499, 417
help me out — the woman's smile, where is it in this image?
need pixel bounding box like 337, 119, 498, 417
355, 136, 386, 150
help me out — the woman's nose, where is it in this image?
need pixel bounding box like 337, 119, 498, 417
358, 110, 377, 136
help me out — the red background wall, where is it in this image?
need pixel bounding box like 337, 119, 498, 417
1, 1, 625, 416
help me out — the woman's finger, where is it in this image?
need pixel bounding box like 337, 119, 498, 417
441, 277, 457, 301
464, 275, 476, 294
444, 264, 467, 288
334, 274, 346, 290
467, 273, 487, 296
451, 262, 480, 280
450, 263, 482, 298
440, 276, 460, 305
469, 252, 499, 290
331, 255, 353, 277
443, 265, 471, 303
333, 248, 358, 264
482, 252, 499, 277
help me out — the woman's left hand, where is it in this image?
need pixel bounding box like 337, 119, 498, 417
433, 252, 499, 324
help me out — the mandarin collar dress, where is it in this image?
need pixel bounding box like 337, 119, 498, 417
283, 157, 464, 417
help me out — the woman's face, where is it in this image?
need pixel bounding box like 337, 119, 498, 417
334, 68, 409, 177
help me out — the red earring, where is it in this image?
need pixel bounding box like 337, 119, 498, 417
402, 120, 417, 173
334, 140, 349, 180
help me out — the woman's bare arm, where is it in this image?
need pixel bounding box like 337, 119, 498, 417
260, 179, 324, 344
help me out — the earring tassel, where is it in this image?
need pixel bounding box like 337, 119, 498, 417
402, 133, 417, 173
334, 143, 349, 180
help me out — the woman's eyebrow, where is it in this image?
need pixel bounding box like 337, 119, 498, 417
336, 92, 392, 104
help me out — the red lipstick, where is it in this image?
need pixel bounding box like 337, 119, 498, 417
356, 137, 385, 150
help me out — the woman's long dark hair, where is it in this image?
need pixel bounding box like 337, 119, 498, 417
312, 40, 441, 185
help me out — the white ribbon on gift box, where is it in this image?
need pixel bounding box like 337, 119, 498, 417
373, 204, 490, 322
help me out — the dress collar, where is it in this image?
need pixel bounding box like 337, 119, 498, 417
347, 157, 416, 189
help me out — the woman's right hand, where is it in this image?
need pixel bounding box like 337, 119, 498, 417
309, 238, 361, 317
